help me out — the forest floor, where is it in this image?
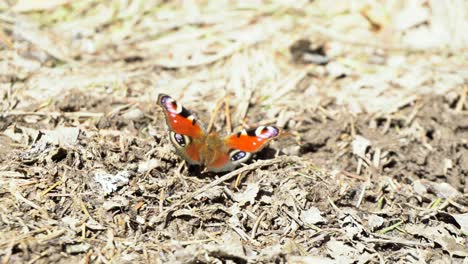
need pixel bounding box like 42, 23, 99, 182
0, 1, 467, 263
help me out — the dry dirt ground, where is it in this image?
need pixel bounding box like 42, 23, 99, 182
0, 1, 468, 263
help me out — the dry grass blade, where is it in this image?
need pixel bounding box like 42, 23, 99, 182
0, 28, 13, 49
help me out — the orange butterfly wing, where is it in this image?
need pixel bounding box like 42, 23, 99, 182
158, 94, 204, 138
158, 94, 205, 164
225, 126, 280, 152
204, 125, 280, 172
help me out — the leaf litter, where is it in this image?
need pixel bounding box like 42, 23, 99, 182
0, 0, 467, 263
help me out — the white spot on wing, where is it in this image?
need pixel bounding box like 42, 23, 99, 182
175, 102, 182, 113
187, 115, 195, 123
255, 126, 266, 136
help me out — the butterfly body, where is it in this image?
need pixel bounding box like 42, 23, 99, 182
157, 94, 280, 172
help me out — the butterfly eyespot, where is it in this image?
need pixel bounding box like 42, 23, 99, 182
231, 151, 246, 161
160, 95, 172, 105
255, 126, 279, 138
174, 133, 185, 146
229, 150, 252, 164
161, 96, 182, 114
170, 132, 190, 148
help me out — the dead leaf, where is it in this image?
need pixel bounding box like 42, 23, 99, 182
194, 186, 224, 201
412, 180, 460, 198
65, 242, 91, 254
3, 125, 39, 145
406, 224, 468, 257
300, 207, 327, 225
37, 127, 80, 147
205, 231, 246, 260
137, 158, 163, 173
326, 238, 357, 263
234, 183, 259, 206
103, 197, 129, 211
352, 135, 371, 158
94, 170, 130, 195
367, 214, 384, 231
451, 213, 468, 234
428, 182, 460, 199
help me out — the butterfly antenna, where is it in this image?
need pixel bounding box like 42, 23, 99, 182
279, 131, 292, 137
224, 95, 232, 133
207, 96, 230, 133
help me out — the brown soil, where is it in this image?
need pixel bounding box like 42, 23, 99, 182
1, 92, 467, 263
1, 1, 467, 263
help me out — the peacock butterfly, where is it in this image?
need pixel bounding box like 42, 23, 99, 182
157, 94, 280, 172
